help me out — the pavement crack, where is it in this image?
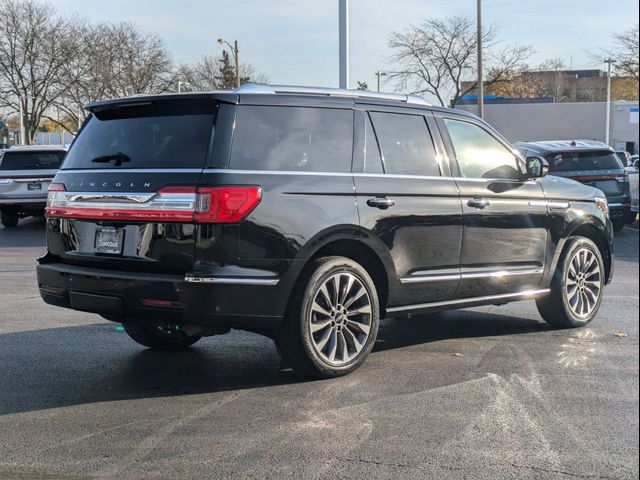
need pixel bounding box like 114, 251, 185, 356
510, 462, 623, 479
334, 457, 411, 469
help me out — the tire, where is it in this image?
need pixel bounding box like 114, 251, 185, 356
123, 323, 201, 351
275, 256, 380, 378
612, 217, 625, 232
626, 211, 638, 224
0, 208, 19, 228
536, 237, 605, 328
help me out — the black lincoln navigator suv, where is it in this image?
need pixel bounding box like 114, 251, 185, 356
37, 84, 615, 378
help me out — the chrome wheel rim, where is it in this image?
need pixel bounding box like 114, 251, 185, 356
565, 248, 601, 319
308, 272, 372, 366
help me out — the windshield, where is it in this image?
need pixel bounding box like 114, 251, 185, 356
545, 150, 624, 172
0, 151, 65, 170
62, 100, 217, 170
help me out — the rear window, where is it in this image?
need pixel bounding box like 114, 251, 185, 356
546, 150, 624, 172
0, 151, 65, 170
229, 106, 353, 172
62, 100, 216, 170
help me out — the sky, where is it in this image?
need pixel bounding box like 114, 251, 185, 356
53, 0, 639, 92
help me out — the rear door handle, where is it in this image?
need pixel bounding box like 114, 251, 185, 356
467, 198, 490, 209
367, 197, 396, 210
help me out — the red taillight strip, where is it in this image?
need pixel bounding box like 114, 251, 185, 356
567, 174, 625, 182
45, 206, 195, 222
46, 185, 262, 224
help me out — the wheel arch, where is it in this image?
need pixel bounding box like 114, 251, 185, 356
553, 220, 613, 284
295, 237, 392, 313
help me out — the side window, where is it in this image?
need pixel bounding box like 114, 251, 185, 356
443, 118, 520, 179
370, 112, 440, 176
229, 106, 353, 172
364, 114, 383, 173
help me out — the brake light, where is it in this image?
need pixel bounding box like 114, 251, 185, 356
195, 187, 262, 223
45, 185, 261, 224
48, 183, 66, 192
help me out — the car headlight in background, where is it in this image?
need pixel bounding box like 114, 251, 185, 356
595, 197, 609, 218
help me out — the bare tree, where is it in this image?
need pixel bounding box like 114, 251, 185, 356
0, 0, 79, 143
387, 15, 533, 107
177, 54, 269, 92
591, 24, 639, 79
52, 21, 175, 131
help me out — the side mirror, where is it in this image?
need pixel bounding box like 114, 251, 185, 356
525, 156, 549, 179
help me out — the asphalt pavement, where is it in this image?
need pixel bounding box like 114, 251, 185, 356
0, 217, 638, 480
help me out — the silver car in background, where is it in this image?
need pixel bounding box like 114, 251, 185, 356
0, 145, 66, 227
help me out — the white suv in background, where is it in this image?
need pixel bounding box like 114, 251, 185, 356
0, 145, 66, 227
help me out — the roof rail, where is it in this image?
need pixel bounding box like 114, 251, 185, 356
235, 83, 431, 106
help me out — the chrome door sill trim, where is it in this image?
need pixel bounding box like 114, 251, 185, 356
386, 289, 550, 314
185, 276, 279, 286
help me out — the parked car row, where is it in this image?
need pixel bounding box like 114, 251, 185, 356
33, 84, 616, 378
515, 140, 637, 231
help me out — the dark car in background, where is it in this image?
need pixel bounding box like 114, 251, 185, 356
0, 145, 67, 227
37, 85, 614, 378
515, 140, 633, 231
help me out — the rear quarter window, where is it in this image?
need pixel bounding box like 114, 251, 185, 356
229, 106, 353, 173
0, 151, 65, 170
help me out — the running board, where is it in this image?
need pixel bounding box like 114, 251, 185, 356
386, 289, 550, 315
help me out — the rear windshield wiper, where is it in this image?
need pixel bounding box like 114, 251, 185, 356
90, 152, 131, 166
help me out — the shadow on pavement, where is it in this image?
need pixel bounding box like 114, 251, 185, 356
0, 216, 46, 248
0, 310, 552, 416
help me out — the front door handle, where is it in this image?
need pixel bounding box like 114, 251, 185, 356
367, 197, 396, 210
467, 198, 490, 209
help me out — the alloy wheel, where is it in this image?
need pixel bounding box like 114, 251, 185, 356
565, 247, 602, 319
308, 272, 373, 366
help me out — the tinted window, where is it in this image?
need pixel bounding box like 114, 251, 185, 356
62, 100, 216, 169
230, 106, 353, 172
0, 151, 65, 170
364, 114, 383, 173
545, 150, 624, 172
370, 112, 439, 176
444, 118, 520, 179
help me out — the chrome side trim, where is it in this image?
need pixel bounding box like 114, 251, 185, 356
400, 267, 543, 284
202, 169, 354, 177
529, 200, 571, 209
60, 168, 204, 174
184, 276, 279, 286
386, 289, 550, 314
400, 274, 460, 284
461, 267, 544, 280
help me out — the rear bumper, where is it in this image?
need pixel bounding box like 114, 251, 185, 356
36, 261, 285, 331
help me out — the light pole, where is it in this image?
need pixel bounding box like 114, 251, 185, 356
18, 95, 25, 145
604, 58, 615, 146
217, 38, 240, 88
477, 0, 484, 118
178, 81, 191, 93
374, 71, 387, 92
339, 0, 349, 89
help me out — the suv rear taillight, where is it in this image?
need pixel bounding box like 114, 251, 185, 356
46, 185, 262, 224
